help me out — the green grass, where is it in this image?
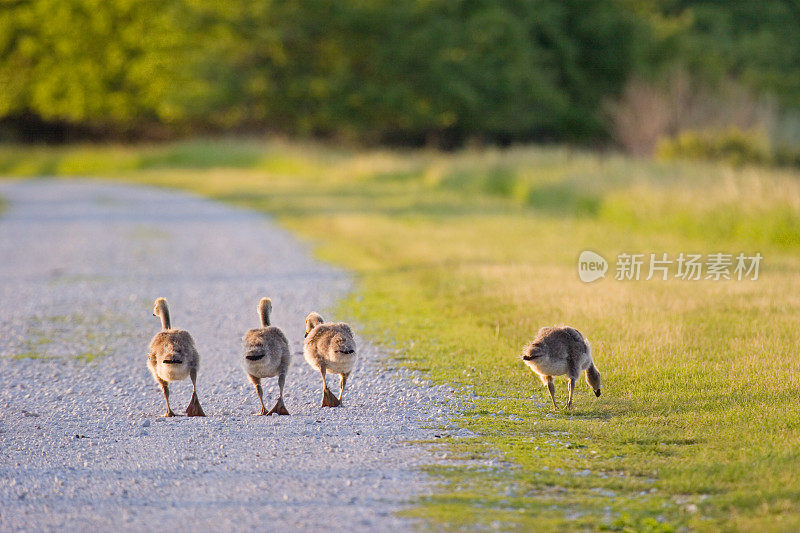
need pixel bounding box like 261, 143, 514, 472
4, 313, 116, 362
2, 140, 800, 531
0, 138, 340, 177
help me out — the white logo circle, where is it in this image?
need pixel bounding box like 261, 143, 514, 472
578, 250, 607, 283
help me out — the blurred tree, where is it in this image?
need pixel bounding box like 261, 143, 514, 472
0, 0, 205, 133
664, 0, 800, 107
0, 0, 797, 144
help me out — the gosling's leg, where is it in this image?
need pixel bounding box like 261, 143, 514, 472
249, 374, 268, 415
546, 376, 557, 410
320, 365, 340, 407
567, 376, 576, 409
158, 378, 175, 417
338, 372, 350, 404
267, 372, 290, 415
186, 368, 206, 417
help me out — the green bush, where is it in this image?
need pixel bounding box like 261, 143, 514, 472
656, 128, 772, 167
774, 145, 800, 167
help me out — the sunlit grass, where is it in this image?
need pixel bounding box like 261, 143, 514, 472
1, 139, 799, 530
3, 313, 116, 362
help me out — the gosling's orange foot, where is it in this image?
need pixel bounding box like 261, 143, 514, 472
186, 391, 206, 417
321, 387, 341, 407
267, 397, 290, 415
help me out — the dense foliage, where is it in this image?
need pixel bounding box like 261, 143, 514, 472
1, 0, 798, 143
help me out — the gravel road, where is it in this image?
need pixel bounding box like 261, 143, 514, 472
0, 179, 459, 531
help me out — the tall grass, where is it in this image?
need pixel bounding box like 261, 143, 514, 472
4, 140, 799, 249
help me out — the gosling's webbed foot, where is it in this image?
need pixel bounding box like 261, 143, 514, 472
186, 391, 206, 417
321, 387, 341, 407
163, 409, 176, 418
258, 405, 269, 416
267, 397, 290, 416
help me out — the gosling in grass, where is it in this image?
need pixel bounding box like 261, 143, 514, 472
242, 297, 291, 415
522, 326, 602, 409
147, 298, 206, 417
303, 312, 357, 407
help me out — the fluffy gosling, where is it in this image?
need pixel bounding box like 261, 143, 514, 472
242, 297, 291, 415
147, 298, 206, 417
522, 326, 602, 409
303, 312, 357, 407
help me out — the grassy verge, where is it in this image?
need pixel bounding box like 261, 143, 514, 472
2, 140, 799, 531
4, 312, 116, 362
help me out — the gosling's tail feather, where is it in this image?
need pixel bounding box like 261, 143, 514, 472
160, 345, 184, 364
521, 340, 540, 361
244, 346, 267, 361
334, 334, 356, 355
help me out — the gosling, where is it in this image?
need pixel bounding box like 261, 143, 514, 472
242, 297, 291, 415
303, 312, 357, 407
147, 297, 206, 417
522, 326, 602, 409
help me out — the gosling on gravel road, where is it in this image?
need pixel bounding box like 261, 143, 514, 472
522, 326, 602, 410
303, 312, 357, 407
147, 298, 206, 417
242, 297, 291, 416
